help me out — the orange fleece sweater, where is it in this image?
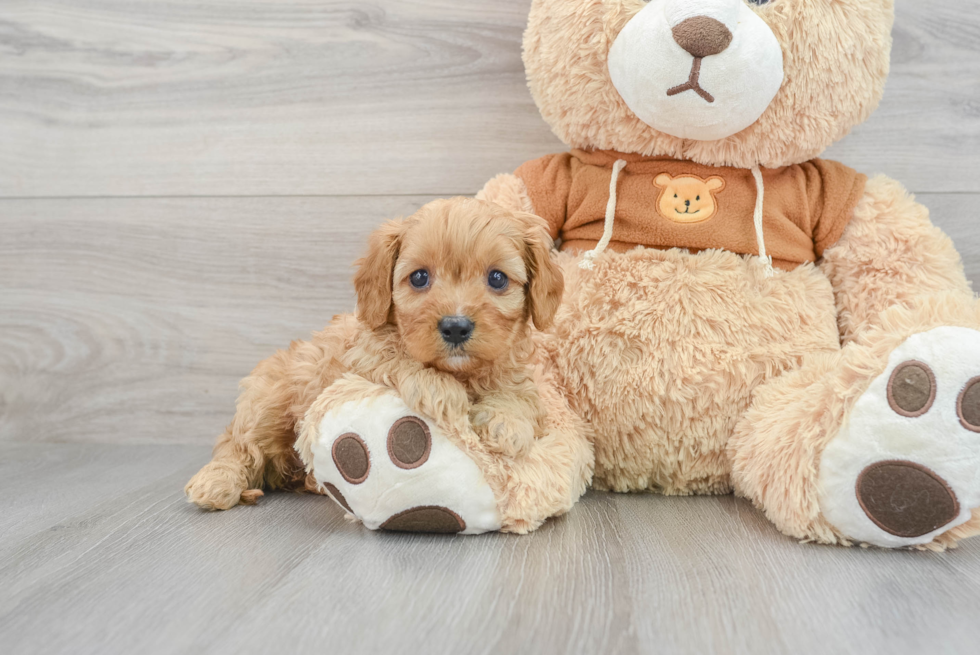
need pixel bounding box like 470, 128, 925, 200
515, 149, 867, 271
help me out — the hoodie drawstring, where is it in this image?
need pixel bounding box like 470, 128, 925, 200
750, 165, 775, 278
579, 159, 628, 270
580, 160, 774, 278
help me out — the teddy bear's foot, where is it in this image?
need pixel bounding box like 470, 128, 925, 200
818, 327, 980, 548
308, 392, 502, 534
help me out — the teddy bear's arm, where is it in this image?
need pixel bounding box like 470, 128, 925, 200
477, 154, 574, 241
477, 173, 536, 214
818, 175, 973, 344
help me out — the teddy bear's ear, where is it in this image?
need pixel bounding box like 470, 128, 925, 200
706, 177, 726, 192
517, 212, 564, 331
354, 218, 404, 329
654, 173, 672, 188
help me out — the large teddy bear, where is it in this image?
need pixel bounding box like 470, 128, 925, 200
303, 0, 980, 549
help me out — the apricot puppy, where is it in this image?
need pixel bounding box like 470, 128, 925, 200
185, 197, 564, 510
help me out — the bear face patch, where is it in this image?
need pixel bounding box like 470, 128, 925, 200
653, 173, 725, 224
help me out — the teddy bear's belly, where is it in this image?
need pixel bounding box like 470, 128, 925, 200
545, 247, 840, 495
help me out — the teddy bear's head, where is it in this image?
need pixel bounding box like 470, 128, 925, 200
523, 0, 894, 168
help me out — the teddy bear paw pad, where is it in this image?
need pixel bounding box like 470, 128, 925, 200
309, 393, 501, 534
818, 327, 980, 547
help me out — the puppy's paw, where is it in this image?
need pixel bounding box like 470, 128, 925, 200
184, 462, 249, 511
400, 369, 471, 428
470, 407, 535, 458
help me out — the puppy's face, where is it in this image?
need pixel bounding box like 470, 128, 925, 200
354, 198, 563, 374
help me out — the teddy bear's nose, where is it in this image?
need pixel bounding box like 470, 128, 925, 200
671, 16, 733, 58
684, 199, 691, 207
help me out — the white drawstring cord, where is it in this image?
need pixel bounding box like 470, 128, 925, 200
750, 165, 775, 278
579, 159, 773, 277
580, 159, 628, 270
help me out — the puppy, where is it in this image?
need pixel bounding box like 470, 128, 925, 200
185, 197, 564, 510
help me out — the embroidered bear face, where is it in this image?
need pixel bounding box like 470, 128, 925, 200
653, 173, 725, 223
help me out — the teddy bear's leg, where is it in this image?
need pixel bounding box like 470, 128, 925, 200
730, 178, 980, 549
296, 376, 502, 534
296, 375, 593, 534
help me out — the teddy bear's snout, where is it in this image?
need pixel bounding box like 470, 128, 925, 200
671, 16, 732, 59
608, 0, 784, 141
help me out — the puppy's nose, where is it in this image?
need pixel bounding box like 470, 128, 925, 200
671, 16, 733, 58
438, 316, 474, 345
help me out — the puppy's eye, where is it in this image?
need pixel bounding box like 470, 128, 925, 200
487, 270, 509, 291
409, 269, 429, 289
746, 0, 772, 5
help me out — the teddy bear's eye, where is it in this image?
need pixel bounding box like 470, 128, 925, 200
674, 194, 678, 198
696, 195, 700, 201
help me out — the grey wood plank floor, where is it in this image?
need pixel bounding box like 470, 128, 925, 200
3, 0, 980, 653
2, 443, 980, 655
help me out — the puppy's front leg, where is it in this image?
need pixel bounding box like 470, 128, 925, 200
470, 382, 547, 458
394, 366, 471, 431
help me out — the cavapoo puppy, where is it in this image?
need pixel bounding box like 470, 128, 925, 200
185, 197, 565, 510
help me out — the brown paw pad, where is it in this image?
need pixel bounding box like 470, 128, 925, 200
887, 360, 936, 417
379, 506, 466, 533
323, 482, 353, 513
856, 460, 960, 538
387, 416, 431, 470
332, 433, 370, 484
957, 376, 980, 432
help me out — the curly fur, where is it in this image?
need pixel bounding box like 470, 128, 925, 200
185, 198, 579, 516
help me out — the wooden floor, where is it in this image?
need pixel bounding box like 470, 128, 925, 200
2, 442, 980, 655
2, 1, 980, 653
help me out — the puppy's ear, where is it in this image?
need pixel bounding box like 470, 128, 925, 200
518, 213, 564, 330
354, 219, 404, 329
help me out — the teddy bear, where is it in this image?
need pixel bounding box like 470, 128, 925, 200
305, 0, 980, 549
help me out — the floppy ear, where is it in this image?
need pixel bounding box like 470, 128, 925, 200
354, 219, 404, 329
518, 213, 564, 330
654, 173, 673, 188
706, 176, 725, 192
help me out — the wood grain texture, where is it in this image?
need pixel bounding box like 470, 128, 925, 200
2, 193, 979, 445
3, 1, 980, 652
1, 443, 978, 655
0, 195, 435, 444
1, 0, 978, 198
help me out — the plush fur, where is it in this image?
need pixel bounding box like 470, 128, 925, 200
474, 0, 980, 549
730, 294, 980, 550
523, 0, 892, 169
189, 0, 980, 548
185, 198, 583, 518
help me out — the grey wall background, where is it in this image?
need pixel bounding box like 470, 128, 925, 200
2, 0, 979, 446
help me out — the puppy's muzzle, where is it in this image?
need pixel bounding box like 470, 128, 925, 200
438, 316, 474, 346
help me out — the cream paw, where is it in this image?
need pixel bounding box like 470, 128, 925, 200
306, 391, 502, 534
818, 327, 980, 548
